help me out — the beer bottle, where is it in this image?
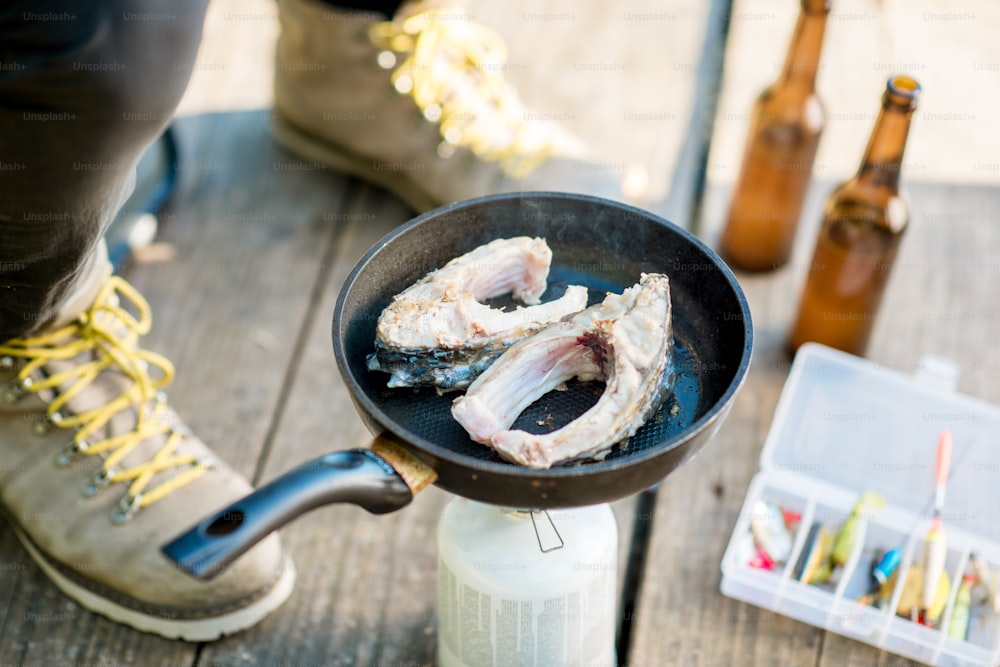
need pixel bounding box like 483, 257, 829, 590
788, 76, 921, 356
720, 0, 830, 271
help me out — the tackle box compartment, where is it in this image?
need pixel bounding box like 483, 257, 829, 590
721, 343, 1000, 667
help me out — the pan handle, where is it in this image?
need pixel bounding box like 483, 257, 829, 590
161, 436, 437, 580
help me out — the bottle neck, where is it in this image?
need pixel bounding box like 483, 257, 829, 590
855, 88, 919, 191
778, 1, 829, 90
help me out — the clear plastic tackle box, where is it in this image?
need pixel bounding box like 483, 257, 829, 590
721, 343, 1000, 667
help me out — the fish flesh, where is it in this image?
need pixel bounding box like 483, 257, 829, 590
451, 273, 673, 467
367, 237, 588, 390
451, 273, 674, 468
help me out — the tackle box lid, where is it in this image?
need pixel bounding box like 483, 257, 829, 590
756, 342, 1000, 539
721, 343, 1000, 666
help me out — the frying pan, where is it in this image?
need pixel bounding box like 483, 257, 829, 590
163, 192, 753, 578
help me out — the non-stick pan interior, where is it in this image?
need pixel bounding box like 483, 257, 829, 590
334, 193, 751, 502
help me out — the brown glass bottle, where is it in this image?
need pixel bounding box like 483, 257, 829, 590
720, 0, 830, 272
788, 76, 921, 356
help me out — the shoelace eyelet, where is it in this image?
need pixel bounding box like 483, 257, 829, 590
83, 467, 115, 497
33, 411, 63, 436
111, 493, 142, 525
0, 355, 15, 370
376, 50, 396, 69
55, 439, 91, 467
3, 377, 30, 404
437, 141, 456, 159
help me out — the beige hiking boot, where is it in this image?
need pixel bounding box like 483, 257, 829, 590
0, 268, 294, 641
273, 0, 627, 211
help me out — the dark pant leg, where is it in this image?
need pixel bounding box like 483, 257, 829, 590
0, 0, 209, 340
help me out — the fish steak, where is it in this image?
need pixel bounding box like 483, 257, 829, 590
367, 237, 588, 390
451, 273, 674, 468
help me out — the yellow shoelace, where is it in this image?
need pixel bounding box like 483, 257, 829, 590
369, 8, 560, 178
0, 276, 211, 523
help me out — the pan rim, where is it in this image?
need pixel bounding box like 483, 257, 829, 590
332, 191, 753, 481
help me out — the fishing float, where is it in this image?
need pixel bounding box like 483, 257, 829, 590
922, 429, 952, 622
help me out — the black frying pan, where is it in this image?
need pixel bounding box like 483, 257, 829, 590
163, 192, 753, 578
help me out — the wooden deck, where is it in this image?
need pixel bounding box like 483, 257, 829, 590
3, 0, 1000, 665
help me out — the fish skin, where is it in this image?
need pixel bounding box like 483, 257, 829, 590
367, 237, 588, 391
451, 273, 674, 468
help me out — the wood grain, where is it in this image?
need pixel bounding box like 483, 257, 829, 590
628, 177, 1000, 666
626, 279, 825, 666
187, 182, 641, 666
4, 0, 998, 664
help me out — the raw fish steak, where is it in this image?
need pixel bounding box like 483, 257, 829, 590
451, 273, 674, 468
367, 237, 588, 390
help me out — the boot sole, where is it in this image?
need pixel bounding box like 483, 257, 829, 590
271, 113, 440, 213
12, 525, 296, 642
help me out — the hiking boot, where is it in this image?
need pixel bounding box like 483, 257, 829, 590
273, 0, 627, 211
0, 270, 294, 641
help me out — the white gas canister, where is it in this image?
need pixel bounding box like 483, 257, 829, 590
436, 498, 618, 667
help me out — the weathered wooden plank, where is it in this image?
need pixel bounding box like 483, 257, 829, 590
7, 0, 997, 662
476, 0, 709, 206
192, 185, 431, 667
630, 178, 1000, 666
658, 0, 733, 229
867, 182, 1000, 403
0, 531, 24, 634
625, 318, 825, 666
0, 108, 348, 665
132, 109, 352, 478
635, 0, 1000, 655
810, 183, 1000, 667
189, 181, 641, 665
